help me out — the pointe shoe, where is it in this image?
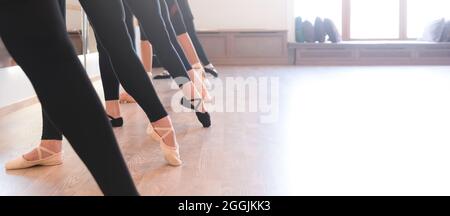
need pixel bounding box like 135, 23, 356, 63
146, 123, 160, 141
180, 97, 211, 128
150, 126, 182, 166
5, 146, 63, 170
108, 115, 123, 128
204, 67, 219, 78
195, 112, 211, 128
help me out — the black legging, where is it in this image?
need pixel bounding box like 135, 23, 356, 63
41, 0, 65, 141
165, 0, 187, 36
124, 4, 136, 49
176, 0, 211, 66
99, 2, 136, 102
0, 0, 138, 196
57, 0, 66, 18
80, 0, 170, 122
138, 0, 192, 72
42, 0, 171, 140
124, 0, 193, 83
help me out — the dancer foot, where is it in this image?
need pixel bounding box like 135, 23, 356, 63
108, 115, 124, 127
147, 117, 182, 166
180, 97, 211, 128
5, 140, 63, 170
105, 100, 123, 127
181, 82, 212, 128
204, 64, 219, 78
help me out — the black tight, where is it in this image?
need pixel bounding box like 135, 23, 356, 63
0, 0, 138, 195
41, 0, 169, 142
80, 0, 169, 122
139, 0, 192, 71
165, 0, 187, 36
41, 0, 65, 141
176, 0, 211, 65
125, 0, 192, 84
124, 4, 136, 49
99, 2, 136, 101
97, 38, 121, 101
57, 0, 66, 18
42, 111, 63, 140
159, 0, 191, 70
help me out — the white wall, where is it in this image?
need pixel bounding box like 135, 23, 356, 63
189, 0, 295, 41
69, 0, 297, 42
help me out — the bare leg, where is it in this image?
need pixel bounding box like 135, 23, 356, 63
140, 40, 153, 73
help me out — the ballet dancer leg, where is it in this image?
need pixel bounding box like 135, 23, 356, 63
7, 0, 182, 169
125, 0, 211, 127
177, 0, 219, 77
161, 0, 212, 100
6, 47, 126, 170
124, 0, 211, 127
119, 3, 139, 103
6, 0, 65, 168
98, 37, 136, 111
0, 0, 138, 195
166, 0, 199, 66
79, 0, 182, 165
140, 1, 192, 77
6, 1, 127, 169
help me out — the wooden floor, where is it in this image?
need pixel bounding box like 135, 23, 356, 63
2, 65, 450, 196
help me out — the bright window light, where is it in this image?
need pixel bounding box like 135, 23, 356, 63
351, 0, 400, 39
407, 0, 450, 39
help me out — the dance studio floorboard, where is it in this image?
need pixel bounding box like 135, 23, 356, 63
2, 65, 450, 196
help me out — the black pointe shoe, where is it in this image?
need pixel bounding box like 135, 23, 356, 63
108, 115, 124, 128
195, 112, 211, 128
204, 67, 219, 78
180, 97, 212, 128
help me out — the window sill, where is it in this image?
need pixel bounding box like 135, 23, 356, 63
289, 41, 450, 65
289, 40, 450, 49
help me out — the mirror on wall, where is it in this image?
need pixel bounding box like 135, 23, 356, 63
0, 0, 97, 69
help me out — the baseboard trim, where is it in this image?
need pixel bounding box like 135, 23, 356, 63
290, 42, 450, 66
212, 58, 289, 65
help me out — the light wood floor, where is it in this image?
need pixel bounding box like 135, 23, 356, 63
2, 65, 450, 196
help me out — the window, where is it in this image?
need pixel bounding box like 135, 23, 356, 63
407, 0, 450, 38
294, 0, 450, 40
350, 0, 400, 39
294, 0, 342, 33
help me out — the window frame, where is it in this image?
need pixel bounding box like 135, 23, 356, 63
297, 0, 419, 41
